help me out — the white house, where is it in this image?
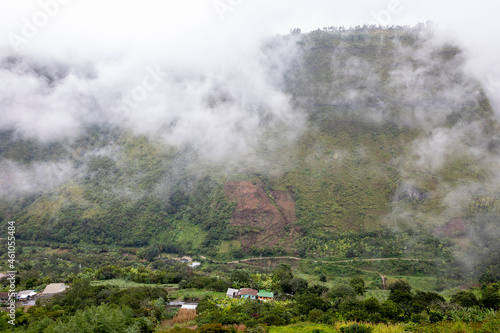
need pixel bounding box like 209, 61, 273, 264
226, 288, 239, 298
16, 290, 37, 300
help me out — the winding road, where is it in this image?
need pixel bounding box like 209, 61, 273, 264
226, 256, 436, 264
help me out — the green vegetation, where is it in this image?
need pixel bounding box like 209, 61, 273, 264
0, 246, 499, 332
90, 279, 178, 289
1, 25, 500, 332
1, 25, 497, 260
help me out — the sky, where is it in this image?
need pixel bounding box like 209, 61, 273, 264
0, 0, 499, 159
0, 1, 498, 102
0, 1, 498, 104
0, 1, 499, 65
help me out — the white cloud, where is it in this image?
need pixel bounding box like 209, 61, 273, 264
1, 0, 499, 190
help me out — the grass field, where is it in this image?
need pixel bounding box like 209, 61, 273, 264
384, 275, 437, 292
269, 322, 409, 333
171, 288, 225, 301
270, 323, 339, 333
90, 278, 178, 289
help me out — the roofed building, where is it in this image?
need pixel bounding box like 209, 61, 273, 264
16, 290, 37, 300
40, 283, 68, 297
0, 292, 10, 302
238, 288, 258, 299
226, 288, 239, 298
257, 290, 274, 301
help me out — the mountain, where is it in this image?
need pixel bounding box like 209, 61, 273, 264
1, 26, 499, 278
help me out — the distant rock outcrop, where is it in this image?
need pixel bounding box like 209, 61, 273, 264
394, 184, 427, 201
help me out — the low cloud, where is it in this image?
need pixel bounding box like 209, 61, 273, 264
0, 159, 78, 197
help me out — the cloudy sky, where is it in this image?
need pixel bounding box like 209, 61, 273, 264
1, 1, 499, 66
0, 0, 499, 144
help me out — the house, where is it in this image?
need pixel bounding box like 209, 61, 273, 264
0, 292, 10, 302
179, 256, 192, 264
40, 283, 68, 297
257, 290, 274, 301
238, 288, 258, 299
226, 288, 274, 301
16, 290, 37, 300
226, 288, 239, 298
189, 262, 201, 268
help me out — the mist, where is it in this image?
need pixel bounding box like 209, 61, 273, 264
1, 1, 499, 141
1, 1, 500, 227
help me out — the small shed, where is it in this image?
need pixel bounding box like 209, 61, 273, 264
181, 304, 198, 309
226, 288, 239, 298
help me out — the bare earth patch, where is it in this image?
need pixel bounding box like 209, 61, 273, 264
224, 181, 301, 253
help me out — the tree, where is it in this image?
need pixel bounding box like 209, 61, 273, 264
272, 264, 293, 283
288, 277, 309, 294
412, 290, 445, 307
272, 263, 294, 293
381, 300, 405, 322
308, 284, 329, 296
388, 280, 413, 307
230, 270, 250, 286
363, 297, 381, 313
450, 291, 478, 307
389, 280, 411, 294
150, 297, 167, 322
295, 292, 330, 314
329, 285, 356, 302
350, 277, 365, 295
308, 309, 324, 323
145, 245, 161, 261
40, 304, 138, 332
481, 286, 500, 309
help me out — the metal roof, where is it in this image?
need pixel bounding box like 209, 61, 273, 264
41, 283, 67, 295
258, 290, 274, 298
238, 288, 258, 296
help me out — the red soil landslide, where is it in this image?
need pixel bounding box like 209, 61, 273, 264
224, 181, 301, 253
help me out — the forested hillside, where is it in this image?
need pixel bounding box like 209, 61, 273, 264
1, 26, 500, 281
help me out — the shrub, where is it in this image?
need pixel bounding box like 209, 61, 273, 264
329, 285, 356, 301
339, 323, 374, 333
450, 291, 478, 308
198, 323, 236, 333
308, 309, 324, 323
481, 286, 500, 309
349, 277, 365, 295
